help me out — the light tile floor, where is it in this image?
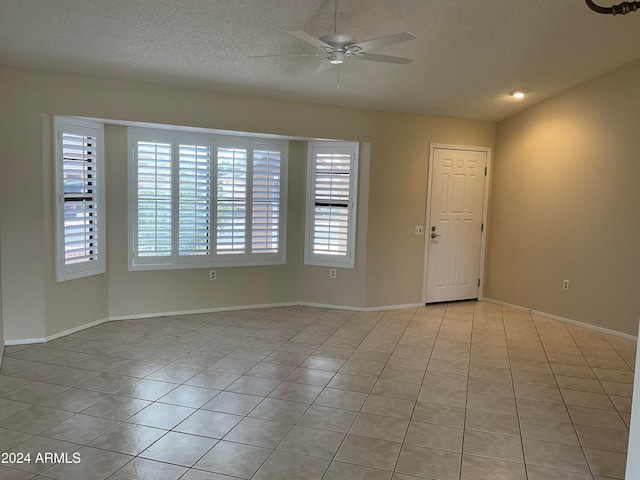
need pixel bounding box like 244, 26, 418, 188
0, 301, 635, 479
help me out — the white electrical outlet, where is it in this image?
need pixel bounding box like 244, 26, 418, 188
210, 270, 216, 281
562, 279, 569, 291
329, 268, 337, 279
414, 225, 424, 236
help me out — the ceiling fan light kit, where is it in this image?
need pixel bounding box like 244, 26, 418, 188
328, 51, 344, 64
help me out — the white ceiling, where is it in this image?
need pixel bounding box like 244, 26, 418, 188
1, 0, 640, 122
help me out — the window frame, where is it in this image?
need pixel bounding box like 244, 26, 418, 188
53, 116, 106, 282
304, 141, 359, 269
127, 128, 288, 270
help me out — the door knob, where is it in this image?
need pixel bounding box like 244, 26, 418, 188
431, 233, 441, 239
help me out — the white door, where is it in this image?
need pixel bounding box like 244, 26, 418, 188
425, 146, 488, 303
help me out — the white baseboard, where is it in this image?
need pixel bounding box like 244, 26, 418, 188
4, 316, 111, 346
298, 302, 422, 312
4, 301, 427, 346
8, 298, 630, 347
108, 302, 299, 322
484, 298, 638, 341
363, 303, 424, 312
5, 337, 48, 346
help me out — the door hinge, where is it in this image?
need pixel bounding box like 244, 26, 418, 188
478, 278, 481, 287
484, 166, 487, 175
481, 223, 484, 232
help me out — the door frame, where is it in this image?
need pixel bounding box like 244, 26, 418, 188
421, 143, 492, 305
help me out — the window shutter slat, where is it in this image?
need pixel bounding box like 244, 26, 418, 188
217, 147, 247, 254
55, 117, 106, 282
305, 142, 358, 269
129, 128, 287, 269
61, 132, 100, 265
252, 148, 281, 254
179, 144, 211, 256
137, 141, 172, 257
312, 152, 352, 256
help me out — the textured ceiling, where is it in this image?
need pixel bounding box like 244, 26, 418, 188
1, 0, 640, 121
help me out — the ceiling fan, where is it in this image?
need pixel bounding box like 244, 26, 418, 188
285, 30, 416, 67
251, 0, 416, 69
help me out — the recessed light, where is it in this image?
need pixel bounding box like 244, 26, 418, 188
509, 89, 528, 99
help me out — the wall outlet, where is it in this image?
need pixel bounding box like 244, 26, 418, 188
210, 270, 216, 281
329, 268, 337, 279
414, 225, 424, 236
562, 279, 569, 291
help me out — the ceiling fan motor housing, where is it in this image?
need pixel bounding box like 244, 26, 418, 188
319, 34, 356, 48
319, 34, 364, 62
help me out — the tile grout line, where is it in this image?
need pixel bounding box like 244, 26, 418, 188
531, 310, 595, 479
457, 302, 478, 480
389, 303, 447, 477
509, 306, 534, 480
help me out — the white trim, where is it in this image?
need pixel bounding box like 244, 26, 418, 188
108, 302, 298, 322
422, 144, 492, 304
111, 301, 423, 321
4, 316, 110, 345
304, 141, 359, 269
298, 302, 423, 312
4, 338, 47, 346
3, 301, 430, 345
361, 303, 423, 312
53, 116, 107, 282
78, 115, 341, 143
5, 299, 634, 346
484, 297, 638, 341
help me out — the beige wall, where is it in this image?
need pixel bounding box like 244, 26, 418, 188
4, 59, 637, 343
487, 59, 640, 335
0, 65, 494, 342
365, 113, 496, 307
106, 125, 301, 317
297, 143, 371, 308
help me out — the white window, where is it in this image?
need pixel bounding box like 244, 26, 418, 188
54, 117, 106, 282
128, 128, 287, 269
305, 141, 359, 268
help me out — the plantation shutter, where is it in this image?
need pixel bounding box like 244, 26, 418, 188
136, 140, 173, 259
305, 142, 358, 268
179, 143, 211, 258
312, 150, 352, 256
216, 146, 247, 254
128, 127, 287, 269
54, 118, 106, 282
252, 147, 281, 254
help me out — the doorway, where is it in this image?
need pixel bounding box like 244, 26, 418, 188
423, 144, 491, 304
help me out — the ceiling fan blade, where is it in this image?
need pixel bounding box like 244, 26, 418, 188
350, 32, 416, 52
286, 31, 332, 49
248, 53, 323, 59
354, 52, 413, 64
